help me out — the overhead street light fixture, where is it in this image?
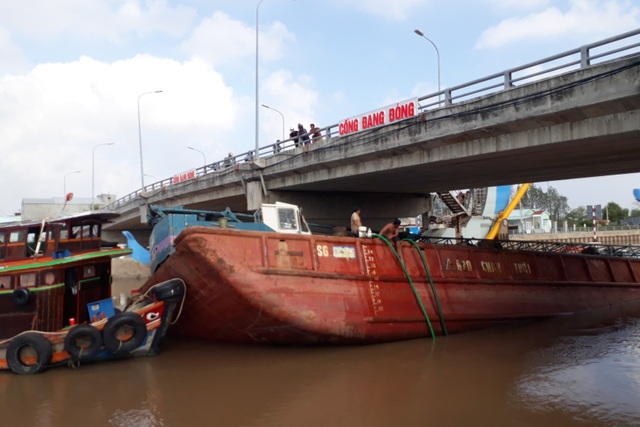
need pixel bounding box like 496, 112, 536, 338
92, 143, 115, 211
63, 170, 81, 197
261, 104, 285, 142
414, 29, 441, 102
138, 90, 163, 188
188, 146, 207, 171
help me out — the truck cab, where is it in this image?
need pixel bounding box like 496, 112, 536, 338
254, 202, 311, 235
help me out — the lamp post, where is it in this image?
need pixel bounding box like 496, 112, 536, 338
254, 0, 266, 159
188, 146, 207, 171
138, 90, 163, 188
261, 104, 285, 141
414, 29, 441, 102
92, 143, 114, 210
63, 170, 81, 196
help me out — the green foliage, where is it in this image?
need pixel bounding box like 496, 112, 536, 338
565, 206, 590, 227
432, 184, 630, 227
519, 184, 570, 221
605, 202, 628, 223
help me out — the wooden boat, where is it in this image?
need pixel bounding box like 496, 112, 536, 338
0, 211, 185, 374
140, 224, 640, 345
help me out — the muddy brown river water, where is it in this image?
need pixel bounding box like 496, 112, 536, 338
1, 278, 639, 426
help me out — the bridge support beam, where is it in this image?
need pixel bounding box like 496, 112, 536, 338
247, 185, 431, 231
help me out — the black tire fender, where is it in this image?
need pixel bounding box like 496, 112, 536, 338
150, 279, 185, 303
12, 288, 30, 305
102, 312, 147, 354
64, 324, 102, 360
6, 332, 52, 375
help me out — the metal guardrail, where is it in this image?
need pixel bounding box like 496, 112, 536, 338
418, 236, 640, 258
574, 224, 640, 232
104, 29, 640, 211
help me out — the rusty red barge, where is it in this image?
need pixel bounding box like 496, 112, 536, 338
141, 225, 640, 345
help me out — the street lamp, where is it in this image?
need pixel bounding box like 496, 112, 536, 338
92, 143, 115, 210
188, 146, 207, 171
138, 90, 163, 188
255, 0, 266, 159
414, 29, 441, 102
261, 104, 285, 141
63, 170, 81, 196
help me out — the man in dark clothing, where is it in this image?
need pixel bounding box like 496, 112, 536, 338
298, 123, 310, 145
289, 128, 299, 147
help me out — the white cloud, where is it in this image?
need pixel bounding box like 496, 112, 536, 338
0, 54, 240, 212
0, 49, 320, 212
115, 0, 196, 38
476, 0, 640, 49
0, 27, 28, 74
261, 69, 318, 136
335, 0, 425, 21
487, 0, 551, 10
0, 0, 196, 42
0, 1, 635, 215
181, 12, 295, 67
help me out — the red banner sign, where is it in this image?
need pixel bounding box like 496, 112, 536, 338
338, 98, 418, 136
172, 169, 196, 184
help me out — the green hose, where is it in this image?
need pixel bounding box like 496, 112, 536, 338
373, 234, 436, 340
402, 238, 448, 336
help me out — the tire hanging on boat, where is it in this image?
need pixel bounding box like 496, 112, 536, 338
12, 288, 30, 305
102, 312, 147, 354
6, 332, 52, 375
150, 278, 185, 303
64, 324, 102, 360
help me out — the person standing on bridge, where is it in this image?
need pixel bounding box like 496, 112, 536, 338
309, 123, 322, 143
298, 123, 310, 145
289, 127, 300, 147
224, 152, 235, 168
351, 208, 362, 237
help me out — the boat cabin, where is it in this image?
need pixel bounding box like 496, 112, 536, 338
0, 212, 126, 339
0, 216, 107, 262
254, 202, 311, 235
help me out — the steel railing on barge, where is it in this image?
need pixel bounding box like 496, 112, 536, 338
418, 236, 640, 259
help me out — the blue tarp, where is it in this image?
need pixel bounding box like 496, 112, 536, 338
493, 185, 512, 214
122, 230, 150, 265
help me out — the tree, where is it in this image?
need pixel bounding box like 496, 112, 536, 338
545, 186, 570, 222
565, 206, 590, 227
519, 184, 570, 221
605, 202, 628, 223
630, 208, 640, 218
520, 184, 545, 210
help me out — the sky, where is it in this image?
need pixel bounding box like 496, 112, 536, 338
1, 0, 640, 216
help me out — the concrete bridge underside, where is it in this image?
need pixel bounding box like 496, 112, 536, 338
106, 55, 640, 244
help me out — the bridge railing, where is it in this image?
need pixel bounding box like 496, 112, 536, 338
104, 28, 640, 211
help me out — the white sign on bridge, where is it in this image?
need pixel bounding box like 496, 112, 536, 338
172, 169, 196, 184
338, 97, 418, 136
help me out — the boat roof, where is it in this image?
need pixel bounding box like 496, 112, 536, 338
0, 210, 120, 229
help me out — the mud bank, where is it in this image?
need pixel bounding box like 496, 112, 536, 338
112, 256, 150, 281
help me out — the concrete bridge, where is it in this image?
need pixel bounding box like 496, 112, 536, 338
104, 30, 640, 243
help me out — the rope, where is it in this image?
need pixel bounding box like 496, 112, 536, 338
373, 234, 436, 340
169, 283, 187, 325
402, 238, 448, 336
